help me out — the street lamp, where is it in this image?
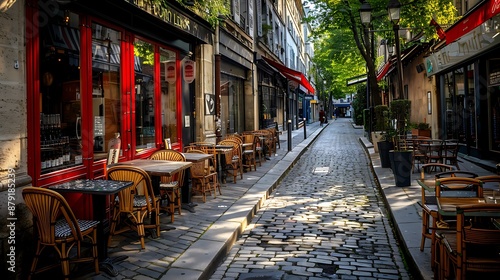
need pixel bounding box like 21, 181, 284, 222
359, 0, 374, 137
388, 0, 404, 99
359, 1, 372, 25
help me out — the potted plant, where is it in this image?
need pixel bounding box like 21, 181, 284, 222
411, 122, 431, 138
372, 105, 389, 153
388, 100, 413, 187
378, 124, 396, 168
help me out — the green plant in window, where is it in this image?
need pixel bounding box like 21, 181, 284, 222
134, 41, 155, 65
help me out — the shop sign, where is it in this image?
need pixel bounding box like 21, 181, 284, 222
183, 59, 195, 84
127, 0, 213, 44
165, 61, 176, 84
426, 14, 500, 76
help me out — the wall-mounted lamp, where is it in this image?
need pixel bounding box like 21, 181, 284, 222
64, 10, 70, 25
388, 44, 394, 55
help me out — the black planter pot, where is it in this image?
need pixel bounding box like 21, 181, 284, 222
390, 150, 412, 187
377, 141, 394, 168
389, 149, 395, 171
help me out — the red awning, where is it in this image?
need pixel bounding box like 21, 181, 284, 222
445, 0, 500, 44
262, 57, 315, 94
377, 61, 393, 81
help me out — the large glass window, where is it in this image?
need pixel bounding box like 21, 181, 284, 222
489, 59, 500, 151
444, 72, 455, 140
91, 23, 121, 160
466, 64, 477, 147
39, 10, 82, 174
221, 74, 244, 135
444, 65, 477, 147
454, 68, 466, 143
160, 47, 178, 144
134, 39, 156, 151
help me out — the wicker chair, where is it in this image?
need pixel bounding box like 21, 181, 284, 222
106, 166, 160, 249
22, 187, 100, 280
186, 149, 219, 202
258, 129, 275, 157
223, 134, 243, 145
149, 149, 186, 223
219, 139, 243, 183
242, 133, 257, 171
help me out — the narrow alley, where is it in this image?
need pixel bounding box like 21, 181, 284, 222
211, 118, 410, 279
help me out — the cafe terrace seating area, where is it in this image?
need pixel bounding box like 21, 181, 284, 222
21, 128, 281, 279
395, 136, 461, 172
369, 130, 500, 280
415, 163, 500, 279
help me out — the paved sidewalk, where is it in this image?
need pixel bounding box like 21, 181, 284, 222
359, 132, 497, 280
78, 120, 329, 280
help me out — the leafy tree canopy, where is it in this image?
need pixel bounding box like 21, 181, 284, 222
304, 0, 456, 102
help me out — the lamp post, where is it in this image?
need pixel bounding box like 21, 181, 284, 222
388, 0, 404, 99
359, 0, 374, 137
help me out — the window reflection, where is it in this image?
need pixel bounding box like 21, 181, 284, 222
39, 10, 82, 174
160, 47, 178, 144
91, 23, 121, 160
134, 39, 156, 151
221, 73, 244, 135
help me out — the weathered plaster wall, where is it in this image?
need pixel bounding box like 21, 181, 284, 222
0, 1, 33, 279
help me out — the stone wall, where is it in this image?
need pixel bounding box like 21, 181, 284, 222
0, 2, 34, 279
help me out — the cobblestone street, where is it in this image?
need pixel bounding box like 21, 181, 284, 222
210, 119, 411, 280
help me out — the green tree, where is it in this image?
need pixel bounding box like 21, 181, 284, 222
304, 0, 457, 106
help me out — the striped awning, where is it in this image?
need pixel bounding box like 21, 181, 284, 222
48, 24, 80, 52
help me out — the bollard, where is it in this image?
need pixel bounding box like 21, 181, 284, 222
303, 118, 307, 139
287, 119, 292, 152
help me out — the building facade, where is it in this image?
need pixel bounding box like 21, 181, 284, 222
0, 0, 316, 276
425, 0, 500, 161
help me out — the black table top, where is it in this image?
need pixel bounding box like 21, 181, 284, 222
49, 179, 133, 195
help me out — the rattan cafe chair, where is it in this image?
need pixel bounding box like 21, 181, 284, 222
22, 187, 100, 280
242, 133, 257, 171
219, 139, 243, 183
148, 149, 186, 223
186, 150, 218, 202
106, 165, 160, 249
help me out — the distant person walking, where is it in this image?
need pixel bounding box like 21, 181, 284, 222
319, 109, 325, 126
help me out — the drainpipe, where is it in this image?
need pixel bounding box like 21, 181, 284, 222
215, 20, 221, 142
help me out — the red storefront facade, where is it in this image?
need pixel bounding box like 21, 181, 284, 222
25, 0, 213, 216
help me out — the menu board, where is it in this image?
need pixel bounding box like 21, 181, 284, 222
94, 116, 104, 136
490, 71, 500, 86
